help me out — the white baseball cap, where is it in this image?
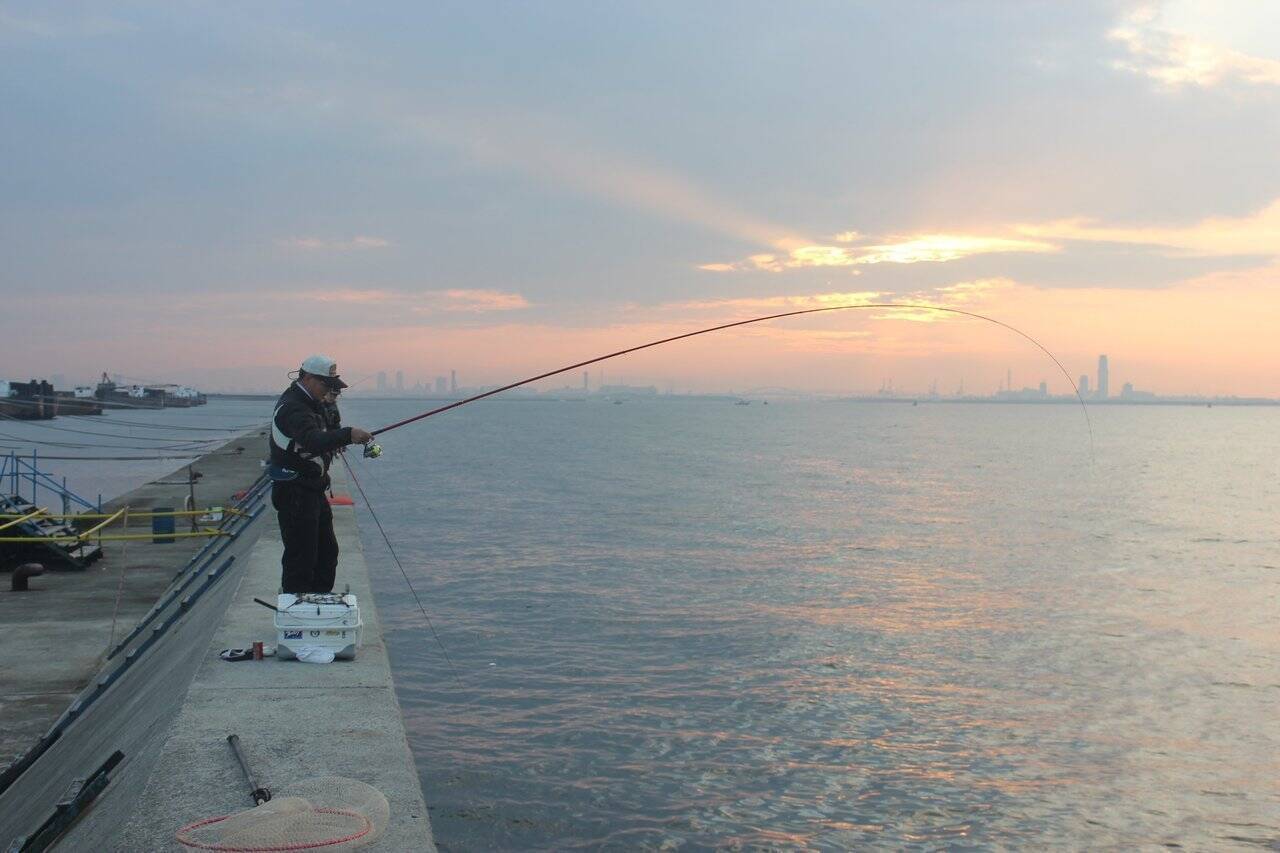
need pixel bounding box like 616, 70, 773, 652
299, 354, 347, 388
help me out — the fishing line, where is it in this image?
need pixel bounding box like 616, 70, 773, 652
369, 303, 1094, 457
65, 414, 267, 432
0, 411, 233, 445
107, 507, 132, 651
0, 429, 218, 452
339, 453, 464, 686
0, 450, 244, 461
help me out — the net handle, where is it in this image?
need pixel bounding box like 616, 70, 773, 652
175, 806, 372, 851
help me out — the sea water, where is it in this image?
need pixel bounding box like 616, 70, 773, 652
342, 399, 1277, 849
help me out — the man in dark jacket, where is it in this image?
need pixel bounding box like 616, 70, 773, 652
269, 355, 373, 593
322, 386, 342, 430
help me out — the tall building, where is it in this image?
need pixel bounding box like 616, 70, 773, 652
450, 370, 457, 393
582, 371, 589, 391
395, 370, 404, 392
1097, 355, 1109, 399
376, 371, 387, 392
435, 376, 447, 394
1079, 375, 1090, 395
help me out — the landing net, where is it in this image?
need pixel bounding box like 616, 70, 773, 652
175, 776, 390, 852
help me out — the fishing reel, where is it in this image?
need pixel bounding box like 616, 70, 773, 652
363, 442, 383, 459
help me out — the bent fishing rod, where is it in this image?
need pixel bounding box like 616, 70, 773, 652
368, 302, 1092, 445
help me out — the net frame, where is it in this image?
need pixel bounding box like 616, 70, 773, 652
175, 807, 373, 852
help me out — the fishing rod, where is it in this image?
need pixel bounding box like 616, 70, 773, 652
369, 302, 1093, 447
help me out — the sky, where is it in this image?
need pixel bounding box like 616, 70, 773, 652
2, 0, 1279, 395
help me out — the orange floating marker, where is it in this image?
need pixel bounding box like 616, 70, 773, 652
328, 494, 355, 506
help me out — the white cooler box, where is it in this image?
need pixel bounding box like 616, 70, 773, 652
275, 593, 363, 661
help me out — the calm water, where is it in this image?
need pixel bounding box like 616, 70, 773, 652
340, 399, 1278, 850
0, 399, 272, 503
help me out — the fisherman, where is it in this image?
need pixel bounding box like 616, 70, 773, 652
322, 385, 342, 430
269, 355, 373, 594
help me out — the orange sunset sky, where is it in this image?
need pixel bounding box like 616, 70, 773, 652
3, 2, 1279, 396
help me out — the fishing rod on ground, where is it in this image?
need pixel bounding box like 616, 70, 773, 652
358, 302, 1093, 454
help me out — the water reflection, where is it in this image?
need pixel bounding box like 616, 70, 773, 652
349, 400, 1280, 850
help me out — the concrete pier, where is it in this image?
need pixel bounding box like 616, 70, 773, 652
0, 442, 434, 851
1, 430, 269, 767
113, 464, 435, 850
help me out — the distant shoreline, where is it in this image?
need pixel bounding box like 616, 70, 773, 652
207, 393, 1279, 407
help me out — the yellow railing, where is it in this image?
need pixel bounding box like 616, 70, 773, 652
0, 504, 238, 543
0, 508, 47, 532
0, 508, 245, 520
0, 530, 231, 543
77, 508, 126, 540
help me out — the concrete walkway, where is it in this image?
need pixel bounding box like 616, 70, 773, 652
0, 429, 269, 767
113, 465, 435, 851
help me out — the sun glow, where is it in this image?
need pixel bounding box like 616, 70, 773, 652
699, 234, 1058, 272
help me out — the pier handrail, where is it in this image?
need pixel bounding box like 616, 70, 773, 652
0, 507, 47, 532
76, 508, 126, 541
2, 450, 98, 512
0, 530, 233, 543
0, 507, 246, 520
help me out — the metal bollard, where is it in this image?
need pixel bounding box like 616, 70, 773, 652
12, 563, 45, 591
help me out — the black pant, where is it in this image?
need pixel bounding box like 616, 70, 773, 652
272, 483, 338, 594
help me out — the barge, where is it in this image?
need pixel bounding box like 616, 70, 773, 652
0, 380, 56, 420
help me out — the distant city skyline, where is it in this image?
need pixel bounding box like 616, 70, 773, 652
9, 347, 1263, 402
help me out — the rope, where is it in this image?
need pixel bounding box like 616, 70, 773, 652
107, 507, 131, 651
338, 453, 463, 685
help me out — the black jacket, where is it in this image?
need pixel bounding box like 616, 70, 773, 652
269, 383, 353, 489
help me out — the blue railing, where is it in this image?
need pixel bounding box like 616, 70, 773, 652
0, 450, 100, 514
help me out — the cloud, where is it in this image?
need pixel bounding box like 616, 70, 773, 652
699, 234, 1058, 272
703, 199, 1280, 278
664, 279, 1014, 319
293, 287, 528, 313
0, 10, 137, 38
403, 109, 806, 252
429, 289, 530, 313
1015, 198, 1280, 256
667, 290, 883, 312
278, 235, 392, 251
1109, 5, 1280, 89
300, 288, 396, 303
849, 236, 1058, 265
